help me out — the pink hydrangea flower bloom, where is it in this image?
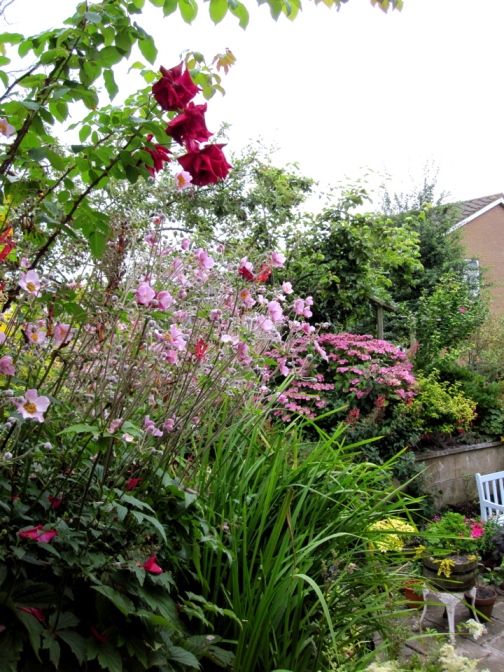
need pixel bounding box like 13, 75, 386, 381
26, 324, 46, 345
13, 389, 50, 422
54, 323, 73, 346
270, 251, 286, 268
0, 355, 15, 376
19, 270, 41, 296
136, 282, 156, 305
282, 282, 293, 294
0, 118, 15, 138
175, 170, 193, 191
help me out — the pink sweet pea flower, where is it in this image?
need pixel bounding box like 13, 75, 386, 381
143, 555, 163, 574
54, 323, 73, 346
175, 170, 193, 191
0, 355, 15, 376
13, 389, 50, 422
0, 118, 15, 138
144, 415, 163, 437
19, 270, 41, 296
270, 251, 286, 268
18, 525, 58, 543
26, 323, 46, 345
136, 282, 156, 306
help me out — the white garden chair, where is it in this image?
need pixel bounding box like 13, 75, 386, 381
475, 471, 504, 523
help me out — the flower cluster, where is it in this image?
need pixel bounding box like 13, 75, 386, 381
152, 62, 232, 188
420, 511, 495, 558
368, 516, 416, 553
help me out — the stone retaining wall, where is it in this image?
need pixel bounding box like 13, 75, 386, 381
415, 441, 504, 506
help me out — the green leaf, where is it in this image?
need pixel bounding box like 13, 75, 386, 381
79, 125, 91, 142
92, 586, 136, 616
18, 39, 33, 57
57, 630, 87, 666
138, 37, 157, 65
163, 0, 178, 15
124, 165, 139, 184
70, 144, 89, 154
45, 150, 67, 171
98, 46, 123, 68
97, 643, 123, 672
88, 229, 108, 258
84, 11, 102, 23
0, 32, 23, 45
27, 148, 46, 162
131, 511, 167, 543
21, 100, 40, 111
209, 0, 228, 23
230, 1, 249, 28
168, 646, 200, 668
39, 48, 69, 65
133, 0, 146, 6
59, 423, 100, 435
178, 0, 198, 24
149, 0, 165, 5
0, 70, 7, 87
101, 26, 115, 47
103, 69, 119, 100
15, 609, 43, 661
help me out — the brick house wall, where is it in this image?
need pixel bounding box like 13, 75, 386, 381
453, 196, 504, 313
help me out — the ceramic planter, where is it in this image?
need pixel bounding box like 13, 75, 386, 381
403, 580, 424, 609
465, 585, 497, 621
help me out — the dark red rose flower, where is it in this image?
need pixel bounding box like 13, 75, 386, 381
18, 525, 58, 544
177, 144, 232, 187
144, 138, 171, 177
238, 265, 254, 281
152, 63, 200, 112
48, 495, 62, 509
166, 103, 212, 152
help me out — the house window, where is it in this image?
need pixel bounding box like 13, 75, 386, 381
463, 259, 480, 295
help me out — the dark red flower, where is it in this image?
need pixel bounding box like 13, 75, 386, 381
48, 496, 62, 509
144, 141, 171, 177
143, 555, 163, 575
18, 525, 58, 544
238, 265, 254, 281
16, 606, 45, 622
255, 265, 271, 283
194, 339, 208, 360
91, 626, 108, 644
152, 63, 200, 112
125, 477, 143, 491
166, 103, 212, 152
177, 144, 232, 187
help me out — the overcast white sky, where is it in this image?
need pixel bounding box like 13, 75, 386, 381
3, 0, 504, 207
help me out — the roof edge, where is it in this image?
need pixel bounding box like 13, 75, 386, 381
448, 197, 504, 234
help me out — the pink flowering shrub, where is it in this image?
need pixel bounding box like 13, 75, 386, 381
318, 332, 417, 415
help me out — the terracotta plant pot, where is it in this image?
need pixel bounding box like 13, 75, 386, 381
403, 580, 424, 609
422, 555, 478, 592
465, 585, 497, 622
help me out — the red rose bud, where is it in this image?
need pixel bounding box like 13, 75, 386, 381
194, 339, 208, 360
48, 496, 62, 509
152, 63, 200, 112
144, 143, 171, 177
255, 265, 271, 283
177, 144, 232, 187
166, 102, 212, 152
125, 478, 143, 491
142, 555, 163, 575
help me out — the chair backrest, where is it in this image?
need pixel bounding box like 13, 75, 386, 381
475, 471, 504, 521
